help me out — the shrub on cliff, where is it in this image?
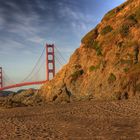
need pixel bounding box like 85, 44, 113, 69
92, 41, 102, 56
81, 29, 102, 56
101, 25, 113, 35
127, 14, 137, 23
89, 66, 97, 72
108, 73, 116, 83
71, 69, 84, 81
119, 24, 129, 37
103, 9, 117, 21
81, 27, 98, 47
89, 64, 100, 72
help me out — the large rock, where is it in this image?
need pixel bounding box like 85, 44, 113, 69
40, 0, 140, 102
1, 89, 45, 108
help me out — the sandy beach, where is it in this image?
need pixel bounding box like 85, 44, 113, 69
0, 99, 140, 140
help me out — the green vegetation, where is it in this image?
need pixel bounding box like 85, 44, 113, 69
71, 69, 84, 81
82, 33, 102, 56
81, 27, 98, 47
126, 15, 137, 28
89, 66, 97, 72
89, 60, 106, 72
108, 73, 116, 83
127, 14, 137, 23
103, 9, 116, 21
123, 67, 129, 73
120, 9, 140, 35
101, 25, 113, 35
111, 92, 122, 100
92, 41, 102, 56
89, 64, 100, 72
119, 24, 129, 37
81, 26, 102, 56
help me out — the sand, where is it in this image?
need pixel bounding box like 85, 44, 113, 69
0, 99, 140, 140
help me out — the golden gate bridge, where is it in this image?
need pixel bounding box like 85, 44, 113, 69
0, 43, 66, 91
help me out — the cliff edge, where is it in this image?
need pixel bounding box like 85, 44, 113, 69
40, 0, 140, 103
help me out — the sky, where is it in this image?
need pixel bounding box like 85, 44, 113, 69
0, 0, 125, 83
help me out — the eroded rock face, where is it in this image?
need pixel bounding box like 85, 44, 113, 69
40, 0, 140, 102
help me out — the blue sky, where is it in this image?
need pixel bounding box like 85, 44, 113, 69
0, 0, 125, 83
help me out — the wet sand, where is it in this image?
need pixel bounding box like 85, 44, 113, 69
0, 99, 140, 140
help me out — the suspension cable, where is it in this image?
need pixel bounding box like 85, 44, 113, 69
3, 70, 16, 84
27, 58, 45, 81
54, 46, 67, 63
21, 47, 45, 82
55, 55, 64, 66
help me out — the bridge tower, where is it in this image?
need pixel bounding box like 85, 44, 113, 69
0, 67, 3, 88
46, 44, 55, 81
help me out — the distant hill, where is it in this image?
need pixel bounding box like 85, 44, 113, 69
0, 91, 15, 97
0, 89, 27, 97
0, 89, 45, 108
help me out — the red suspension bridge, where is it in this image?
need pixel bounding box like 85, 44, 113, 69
0, 44, 66, 91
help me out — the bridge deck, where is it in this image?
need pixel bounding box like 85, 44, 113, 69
0, 80, 47, 91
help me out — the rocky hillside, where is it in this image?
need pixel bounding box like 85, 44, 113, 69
2, 0, 140, 107
39, 0, 140, 103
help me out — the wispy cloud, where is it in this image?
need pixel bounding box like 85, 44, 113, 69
0, 0, 96, 46
0, 0, 125, 58
28, 36, 46, 44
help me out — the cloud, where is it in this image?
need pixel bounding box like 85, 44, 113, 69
0, 0, 126, 57
0, 39, 25, 51
28, 36, 46, 44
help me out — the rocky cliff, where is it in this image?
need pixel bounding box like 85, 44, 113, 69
39, 0, 140, 103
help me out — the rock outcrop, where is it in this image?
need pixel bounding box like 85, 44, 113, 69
0, 89, 45, 108
40, 0, 140, 102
